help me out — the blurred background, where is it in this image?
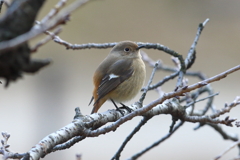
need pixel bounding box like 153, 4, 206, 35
1, 0, 240, 159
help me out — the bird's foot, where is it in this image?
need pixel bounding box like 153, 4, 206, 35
111, 99, 124, 116
119, 103, 133, 113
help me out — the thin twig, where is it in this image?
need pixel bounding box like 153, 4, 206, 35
184, 18, 215, 116
206, 123, 238, 141
140, 19, 209, 90
185, 18, 209, 69
181, 85, 215, 116
180, 86, 209, 103
177, 18, 209, 88
211, 96, 240, 119
0, 132, 28, 159
141, 50, 208, 91
214, 140, 240, 160
50, 37, 185, 74
155, 87, 164, 98
199, 85, 216, 115
31, 27, 62, 53
53, 37, 118, 49
138, 42, 186, 76
129, 121, 184, 160
185, 92, 219, 108
111, 116, 152, 160
184, 96, 240, 127
143, 72, 179, 91
41, 0, 68, 24
45, 33, 187, 75
139, 61, 159, 104
236, 121, 240, 127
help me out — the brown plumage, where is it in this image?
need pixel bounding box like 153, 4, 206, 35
89, 41, 146, 114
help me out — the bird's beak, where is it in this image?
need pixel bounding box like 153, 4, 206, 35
137, 45, 145, 50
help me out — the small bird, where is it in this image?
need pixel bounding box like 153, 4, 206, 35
89, 41, 146, 114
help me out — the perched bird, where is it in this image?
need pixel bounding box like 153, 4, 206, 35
89, 41, 146, 114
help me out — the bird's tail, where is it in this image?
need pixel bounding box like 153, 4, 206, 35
91, 98, 107, 114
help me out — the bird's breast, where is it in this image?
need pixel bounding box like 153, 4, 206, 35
109, 58, 146, 102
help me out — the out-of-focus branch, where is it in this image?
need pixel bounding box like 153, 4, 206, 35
236, 121, 240, 127
0, 0, 89, 53
214, 140, 240, 160
185, 92, 219, 108
0, 0, 48, 86
111, 116, 152, 160
0, 0, 10, 12
130, 121, 184, 159
40, 0, 68, 24
206, 123, 238, 141
0, 0, 4, 13
0, 132, 28, 160
31, 26, 62, 53
0, 0, 91, 86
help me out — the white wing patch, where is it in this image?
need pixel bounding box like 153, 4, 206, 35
109, 73, 119, 80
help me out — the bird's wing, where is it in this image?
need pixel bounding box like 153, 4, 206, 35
94, 58, 133, 105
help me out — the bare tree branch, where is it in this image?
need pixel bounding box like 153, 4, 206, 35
83, 65, 240, 137
40, 0, 68, 24
0, 132, 28, 160
52, 136, 86, 152
205, 123, 238, 141
111, 116, 152, 160
185, 92, 219, 108
31, 26, 62, 53
0, 2, 238, 159
17, 64, 240, 159
185, 18, 209, 69
130, 121, 184, 160
139, 61, 159, 103
0, 0, 89, 53
214, 140, 240, 160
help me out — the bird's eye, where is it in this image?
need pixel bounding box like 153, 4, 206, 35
124, 47, 130, 52
124, 48, 130, 52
